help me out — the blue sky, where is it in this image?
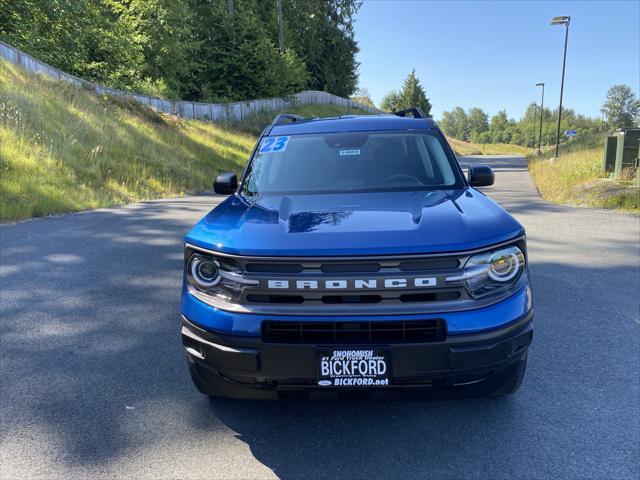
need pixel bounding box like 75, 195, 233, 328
354, 0, 640, 120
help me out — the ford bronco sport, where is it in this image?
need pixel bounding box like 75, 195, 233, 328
180, 108, 533, 399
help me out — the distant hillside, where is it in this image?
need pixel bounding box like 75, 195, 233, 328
0, 60, 365, 222
447, 136, 532, 156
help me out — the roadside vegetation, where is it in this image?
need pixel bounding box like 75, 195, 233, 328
528, 135, 639, 212
437, 85, 639, 150
0, 0, 360, 101
0, 60, 370, 222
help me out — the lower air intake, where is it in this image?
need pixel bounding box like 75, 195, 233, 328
262, 319, 446, 344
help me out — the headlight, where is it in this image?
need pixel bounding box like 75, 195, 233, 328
190, 255, 221, 287
447, 245, 525, 299
186, 249, 257, 303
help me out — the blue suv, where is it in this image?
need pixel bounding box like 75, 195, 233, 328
180, 108, 533, 399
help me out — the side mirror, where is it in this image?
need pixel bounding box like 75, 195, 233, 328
467, 164, 495, 187
213, 172, 238, 195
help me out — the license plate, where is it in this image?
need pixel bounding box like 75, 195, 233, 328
316, 348, 391, 387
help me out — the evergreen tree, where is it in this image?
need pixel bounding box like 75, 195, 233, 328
194, 1, 307, 102
396, 69, 432, 115
278, 0, 361, 97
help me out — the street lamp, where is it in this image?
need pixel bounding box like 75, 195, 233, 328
535, 82, 545, 154
532, 101, 538, 150
551, 15, 570, 158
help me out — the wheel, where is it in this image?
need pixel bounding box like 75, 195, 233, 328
492, 353, 528, 396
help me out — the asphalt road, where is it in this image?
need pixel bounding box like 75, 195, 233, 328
1, 156, 639, 479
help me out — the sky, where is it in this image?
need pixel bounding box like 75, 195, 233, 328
354, 0, 640, 120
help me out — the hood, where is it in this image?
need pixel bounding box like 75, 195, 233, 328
185, 189, 524, 256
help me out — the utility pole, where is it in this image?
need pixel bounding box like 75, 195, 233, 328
535, 82, 545, 154
228, 0, 234, 14
532, 102, 538, 151
551, 16, 570, 158
276, 0, 285, 54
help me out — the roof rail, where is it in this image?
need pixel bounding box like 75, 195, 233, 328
393, 107, 431, 119
271, 113, 304, 125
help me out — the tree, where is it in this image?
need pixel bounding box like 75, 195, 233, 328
441, 104, 601, 146
0, 0, 358, 101
128, 0, 197, 98
0, 0, 152, 93
380, 90, 400, 112
467, 107, 489, 141
439, 107, 468, 140
489, 110, 509, 143
255, 0, 361, 97
601, 84, 640, 129
519, 103, 541, 147
194, 1, 308, 102
350, 87, 375, 109
451, 107, 468, 140
396, 69, 432, 114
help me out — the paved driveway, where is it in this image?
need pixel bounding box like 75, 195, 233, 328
1, 156, 639, 479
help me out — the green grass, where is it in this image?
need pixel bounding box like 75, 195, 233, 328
446, 136, 533, 156
528, 135, 639, 212
0, 59, 370, 222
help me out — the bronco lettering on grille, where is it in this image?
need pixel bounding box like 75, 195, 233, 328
266, 278, 437, 289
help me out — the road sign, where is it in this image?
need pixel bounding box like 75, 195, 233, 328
564, 130, 577, 137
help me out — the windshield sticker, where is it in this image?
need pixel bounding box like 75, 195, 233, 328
259, 136, 290, 154
339, 149, 360, 156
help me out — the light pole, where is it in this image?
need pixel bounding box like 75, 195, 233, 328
551, 16, 570, 158
535, 82, 545, 154
532, 101, 538, 150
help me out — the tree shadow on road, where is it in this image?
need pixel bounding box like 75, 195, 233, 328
199, 259, 639, 480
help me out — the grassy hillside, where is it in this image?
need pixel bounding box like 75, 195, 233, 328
528, 135, 639, 212
0, 60, 365, 222
447, 137, 532, 156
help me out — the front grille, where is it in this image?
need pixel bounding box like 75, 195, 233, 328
399, 291, 460, 302
184, 244, 497, 314
246, 291, 460, 304
245, 259, 460, 274
240, 253, 468, 311
262, 319, 447, 344
246, 294, 305, 304
321, 295, 381, 304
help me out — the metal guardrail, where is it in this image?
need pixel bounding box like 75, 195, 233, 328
0, 40, 380, 121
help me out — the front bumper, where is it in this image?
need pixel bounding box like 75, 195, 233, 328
181, 308, 533, 399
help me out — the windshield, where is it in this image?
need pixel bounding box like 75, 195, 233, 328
242, 130, 463, 196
